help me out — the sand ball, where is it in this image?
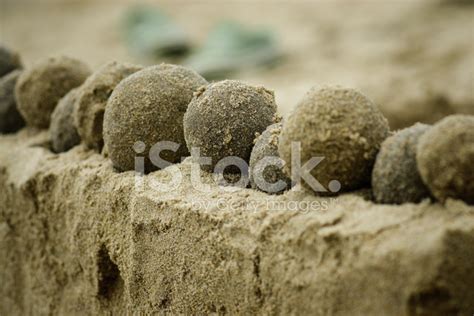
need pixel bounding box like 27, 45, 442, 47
279, 86, 390, 193
49, 88, 81, 153
184, 80, 277, 173
0, 70, 25, 133
103, 64, 207, 172
0, 44, 22, 77
74, 61, 142, 151
15, 56, 91, 128
372, 123, 431, 204
417, 114, 474, 204
249, 122, 291, 194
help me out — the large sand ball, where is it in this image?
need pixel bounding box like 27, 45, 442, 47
279, 86, 390, 193
103, 64, 207, 172
417, 114, 474, 204
15, 56, 90, 128
184, 80, 277, 173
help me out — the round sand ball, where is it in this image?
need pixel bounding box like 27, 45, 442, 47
279, 86, 390, 193
15, 56, 91, 128
417, 115, 474, 204
49, 88, 81, 153
74, 61, 142, 151
184, 80, 277, 173
0, 70, 25, 133
372, 123, 431, 204
0, 44, 22, 77
103, 64, 207, 172
250, 122, 291, 194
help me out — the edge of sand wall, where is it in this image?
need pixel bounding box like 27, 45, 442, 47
1, 130, 473, 315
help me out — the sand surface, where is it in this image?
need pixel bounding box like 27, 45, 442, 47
1, 130, 473, 314
1, 0, 473, 129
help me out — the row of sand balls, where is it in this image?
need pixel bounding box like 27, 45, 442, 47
266, 89, 473, 204
372, 116, 473, 205
1, 46, 472, 205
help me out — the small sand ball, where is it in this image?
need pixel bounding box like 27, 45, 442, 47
372, 123, 431, 204
417, 115, 474, 204
0, 44, 22, 77
15, 56, 91, 128
74, 61, 142, 151
103, 64, 207, 172
184, 80, 277, 173
49, 88, 81, 153
0, 70, 25, 133
249, 122, 291, 194
279, 86, 390, 193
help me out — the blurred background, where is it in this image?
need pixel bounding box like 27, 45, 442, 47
1, 0, 473, 129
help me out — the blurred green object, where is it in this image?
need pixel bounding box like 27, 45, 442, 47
185, 21, 282, 80
123, 6, 190, 58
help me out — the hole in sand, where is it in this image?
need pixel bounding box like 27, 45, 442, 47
97, 245, 123, 301
407, 286, 458, 316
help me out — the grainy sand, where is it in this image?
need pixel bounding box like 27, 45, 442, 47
0, 130, 473, 314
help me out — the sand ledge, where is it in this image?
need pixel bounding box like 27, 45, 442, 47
1, 130, 473, 315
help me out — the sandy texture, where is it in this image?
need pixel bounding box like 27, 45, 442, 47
103, 64, 207, 172
1, 131, 473, 315
372, 123, 431, 204
249, 122, 290, 194
74, 61, 142, 151
279, 86, 389, 193
417, 115, 474, 204
184, 80, 277, 173
49, 88, 80, 153
0, 70, 25, 133
15, 56, 91, 128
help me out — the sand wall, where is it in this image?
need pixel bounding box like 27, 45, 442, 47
1, 130, 473, 315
